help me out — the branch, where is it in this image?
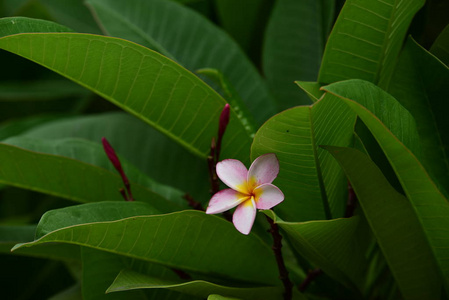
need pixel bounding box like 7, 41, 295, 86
266, 215, 293, 300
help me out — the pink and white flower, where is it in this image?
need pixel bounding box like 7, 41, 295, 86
206, 153, 284, 235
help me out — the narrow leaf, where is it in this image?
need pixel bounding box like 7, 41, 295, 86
107, 269, 285, 300
324, 146, 442, 300
13, 211, 279, 285
318, 0, 425, 87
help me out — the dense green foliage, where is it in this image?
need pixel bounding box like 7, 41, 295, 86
0, 0, 448, 299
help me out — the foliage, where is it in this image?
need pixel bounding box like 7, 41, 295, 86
0, 0, 448, 299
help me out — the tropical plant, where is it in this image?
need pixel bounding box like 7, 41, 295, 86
0, 0, 448, 299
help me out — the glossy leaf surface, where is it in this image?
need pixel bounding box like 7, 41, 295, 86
318, 0, 425, 87
13, 210, 279, 285
325, 146, 441, 299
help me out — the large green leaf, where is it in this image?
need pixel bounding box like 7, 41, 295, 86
14, 112, 209, 202
107, 270, 287, 300
387, 37, 449, 196
251, 93, 356, 221
0, 29, 252, 162
323, 80, 421, 157
86, 0, 277, 124
0, 141, 180, 212
0, 225, 80, 261
322, 83, 449, 289
264, 210, 367, 294
81, 248, 193, 300
0, 115, 62, 141
3, 136, 186, 206
430, 24, 449, 66
324, 146, 441, 299
13, 210, 279, 285
318, 0, 425, 87
263, 0, 334, 109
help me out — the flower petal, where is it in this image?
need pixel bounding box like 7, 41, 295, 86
206, 189, 249, 214
248, 153, 280, 188
233, 197, 257, 235
216, 159, 249, 193
254, 183, 284, 210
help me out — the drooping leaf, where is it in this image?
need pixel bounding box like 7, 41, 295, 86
11, 112, 209, 203
263, 210, 367, 294
13, 210, 279, 285
0, 141, 181, 212
0, 225, 35, 253
107, 269, 285, 300
36, 201, 159, 236
86, 0, 277, 124
318, 0, 425, 87
251, 93, 356, 221
3, 136, 186, 206
323, 80, 421, 157
0, 30, 252, 162
324, 146, 442, 300
263, 0, 334, 109
322, 83, 449, 289
430, 24, 449, 66
387, 37, 449, 196
0, 115, 62, 141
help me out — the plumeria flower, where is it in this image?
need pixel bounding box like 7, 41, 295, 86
206, 153, 284, 235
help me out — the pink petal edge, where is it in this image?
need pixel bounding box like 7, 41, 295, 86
254, 183, 284, 210
216, 159, 249, 193
248, 153, 280, 187
233, 198, 257, 235
206, 189, 248, 215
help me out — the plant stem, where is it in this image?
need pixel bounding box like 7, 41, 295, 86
183, 193, 204, 211
266, 215, 293, 300
299, 268, 322, 292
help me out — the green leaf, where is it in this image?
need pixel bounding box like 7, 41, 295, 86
0, 225, 35, 253
0, 141, 180, 212
387, 37, 449, 196
324, 146, 442, 300
264, 210, 367, 294
3, 136, 186, 206
197, 68, 256, 138
12, 112, 209, 203
86, 0, 277, 124
430, 24, 449, 66
208, 295, 241, 300
36, 201, 159, 237
294, 81, 324, 103
107, 269, 285, 300
251, 93, 356, 221
0, 225, 80, 261
0, 30, 252, 162
0, 16, 72, 35
81, 248, 183, 300
322, 84, 449, 290
263, 0, 334, 109
323, 80, 421, 157
318, 0, 425, 87
0, 114, 62, 141
13, 210, 279, 285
